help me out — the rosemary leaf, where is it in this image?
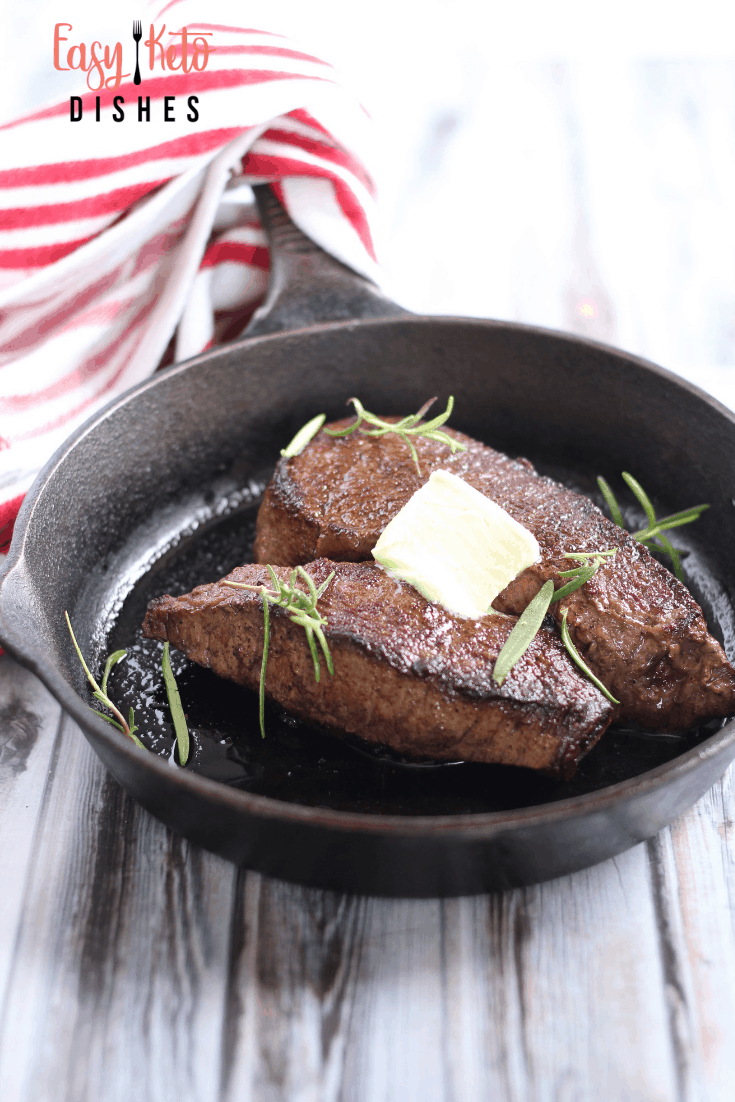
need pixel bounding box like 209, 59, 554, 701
162, 642, 190, 765
419, 406, 458, 433
127, 707, 145, 750
410, 396, 437, 422
406, 438, 420, 472
654, 532, 684, 582
323, 396, 466, 475
101, 649, 127, 696
549, 562, 599, 603
65, 611, 101, 694
422, 430, 458, 446
90, 696, 144, 749
493, 580, 554, 685
65, 612, 139, 743
323, 398, 368, 437
315, 575, 334, 600
93, 709, 125, 733
633, 503, 709, 541
258, 597, 270, 737
297, 564, 318, 602
314, 625, 335, 676
304, 624, 322, 682
598, 472, 708, 579
281, 413, 326, 458
622, 471, 656, 527
549, 549, 616, 603
224, 566, 335, 737
268, 563, 282, 592
561, 609, 619, 704
596, 477, 625, 528
563, 549, 618, 560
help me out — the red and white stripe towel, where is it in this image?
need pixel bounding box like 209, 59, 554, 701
0, 1, 380, 549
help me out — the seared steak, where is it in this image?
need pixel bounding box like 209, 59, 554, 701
142, 559, 613, 779
254, 421, 735, 730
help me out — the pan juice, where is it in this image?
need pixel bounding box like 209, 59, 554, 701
104, 470, 733, 818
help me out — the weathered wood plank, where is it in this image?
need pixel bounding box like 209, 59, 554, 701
651, 766, 735, 1102
222, 880, 449, 1102
0, 689, 724, 1102
221, 844, 677, 1102
0, 714, 237, 1102
0, 658, 63, 1013
504, 849, 677, 1102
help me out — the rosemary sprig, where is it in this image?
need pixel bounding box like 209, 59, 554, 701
596, 473, 708, 582
492, 549, 616, 683
64, 612, 145, 749
224, 565, 335, 738
323, 396, 466, 475
560, 609, 619, 704
281, 413, 326, 458
162, 642, 190, 766
493, 580, 554, 684
492, 577, 621, 702
66, 615, 192, 763
549, 549, 617, 603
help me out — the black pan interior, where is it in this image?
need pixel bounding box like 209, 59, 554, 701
101, 451, 732, 818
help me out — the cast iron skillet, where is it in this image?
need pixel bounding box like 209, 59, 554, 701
2, 186, 735, 897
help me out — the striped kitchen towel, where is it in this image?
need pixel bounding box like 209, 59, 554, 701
0, 0, 380, 549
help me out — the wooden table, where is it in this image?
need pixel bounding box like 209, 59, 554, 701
3, 45, 735, 1101
2, 649, 735, 1100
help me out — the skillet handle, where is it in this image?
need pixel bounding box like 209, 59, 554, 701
244, 184, 408, 336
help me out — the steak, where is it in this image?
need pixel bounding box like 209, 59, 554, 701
254, 420, 735, 730
142, 559, 613, 779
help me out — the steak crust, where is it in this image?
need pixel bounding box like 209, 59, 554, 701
142, 559, 613, 779
253, 421, 735, 730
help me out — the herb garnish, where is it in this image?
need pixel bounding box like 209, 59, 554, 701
66, 613, 191, 762
492, 570, 621, 701
549, 549, 617, 603
597, 473, 708, 582
493, 580, 554, 684
560, 609, 619, 704
281, 414, 326, 458
492, 550, 616, 685
224, 565, 335, 738
65, 611, 144, 749
162, 641, 190, 765
323, 396, 466, 475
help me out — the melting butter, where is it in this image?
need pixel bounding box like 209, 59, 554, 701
372, 470, 540, 618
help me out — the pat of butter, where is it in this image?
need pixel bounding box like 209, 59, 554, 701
372, 470, 540, 618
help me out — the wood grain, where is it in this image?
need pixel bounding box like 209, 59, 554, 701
0, 705, 237, 1102
652, 770, 735, 1101
219, 850, 680, 1102
0, 658, 63, 1014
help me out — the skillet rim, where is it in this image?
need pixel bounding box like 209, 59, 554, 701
2, 312, 735, 838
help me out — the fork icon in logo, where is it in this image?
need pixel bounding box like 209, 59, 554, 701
132, 20, 142, 85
